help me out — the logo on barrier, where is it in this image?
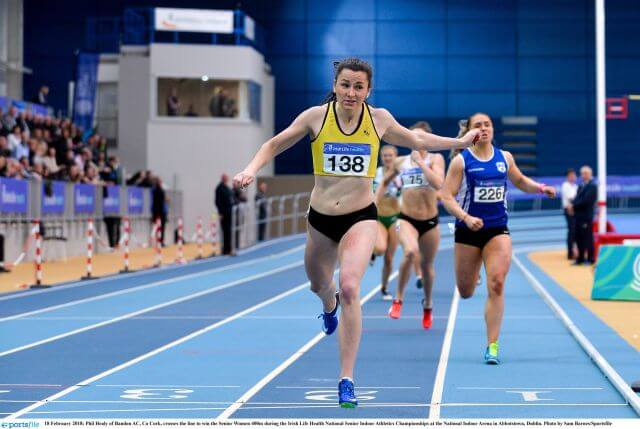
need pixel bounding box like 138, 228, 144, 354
632, 254, 640, 292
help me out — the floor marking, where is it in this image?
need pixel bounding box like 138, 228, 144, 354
275, 386, 421, 389
6, 273, 325, 419
457, 387, 604, 390
0, 384, 62, 387
0, 260, 304, 358
428, 288, 460, 420
95, 384, 240, 388
0, 244, 304, 322
513, 254, 640, 416
216, 271, 400, 420
0, 235, 304, 302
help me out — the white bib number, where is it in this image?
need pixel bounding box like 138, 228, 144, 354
474, 186, 505, 203
401, 168, 427, 188
322, 143, 371, 176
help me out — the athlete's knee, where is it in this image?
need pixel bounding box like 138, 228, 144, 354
309, 281, 330, 295
403, 246, 419, 262
487, 275, 505, 296
422, 265, 435, 281
339, 274, 360, 305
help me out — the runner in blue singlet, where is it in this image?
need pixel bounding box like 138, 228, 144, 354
441, 112, 556, 365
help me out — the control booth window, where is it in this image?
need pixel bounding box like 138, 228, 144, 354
157, 78, 239, 118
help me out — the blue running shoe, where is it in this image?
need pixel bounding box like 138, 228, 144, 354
484, 342, 500, 365
416, 277, 423, 289
319, 292, 339, 335
338, 378, 358, 408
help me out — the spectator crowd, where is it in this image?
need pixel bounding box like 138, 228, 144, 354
0, 103, 164, 190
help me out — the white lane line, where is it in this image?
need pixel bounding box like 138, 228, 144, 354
0, 260, 304, 358
457, 387, 603, 390
275, 386, 420, 389
216, 270, 400, 420
0, 401, 630, 416
0, 244, 304, 322
513, 254, 640, 417
10, 315, 559, 321
6, 272, 324, 420
0, 384, 61, 387
428, 288, 460, 420
0, 236, 304, 302
95, 384, 240, 388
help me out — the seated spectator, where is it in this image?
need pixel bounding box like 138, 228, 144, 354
10, 128, 29, 161
5, 158, 24, 179
0, 136, 10, 157
32, 140, 47, 165
29, 161, 45, 181
63, 149, 75, 168
42, 146, 60, 175
185, 104, 198, 117
75, 147, 93, 172
0, 156, 7, 176
83, 165, 100, 185
65, 164, 83, 183
7, 125, 22, 153
17, 111, 30, 138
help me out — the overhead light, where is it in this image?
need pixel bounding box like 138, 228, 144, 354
201, 76, 209, 82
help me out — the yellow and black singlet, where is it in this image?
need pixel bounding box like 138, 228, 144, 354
311, 101, 380, 178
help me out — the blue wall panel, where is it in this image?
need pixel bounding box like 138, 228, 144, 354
307, 0, 375, 20
447, 92, 516, 118
519, 58, 588, 91
377, 22, 446, 56
448, 0, 516, 20
376, 57, 445, 91
270, 58, 307, 91
307, 22, 376, 55
448, 23, 516, 55
267, 23, 306, 55
376, 91, 446, 118
518, 93, 589, 119
448, 58, 516, 91
517, 0, 587, 21
376, 0, 445, 20
519, 22, 587, 56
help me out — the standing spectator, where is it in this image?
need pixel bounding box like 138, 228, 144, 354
151, 176, 168, 246
2, 106, 17, 134
32, 86, 49, 106
209, 87, 224, 117
166, 87, 180, 116
255, 181, 268, 241
102, 156, 123, 249
561, 168, 578, 259
233, 183, 247, 248
215, 174, 234, 255
568, 165, 597, 265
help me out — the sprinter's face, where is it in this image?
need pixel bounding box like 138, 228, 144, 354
333, 69, 370, 111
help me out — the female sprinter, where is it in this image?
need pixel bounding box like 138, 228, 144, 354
234, 58, 479, 407
440, 112, 555, 365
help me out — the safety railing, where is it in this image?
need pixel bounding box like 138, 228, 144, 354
231, 192, 310, 251
0, 178, 183, 264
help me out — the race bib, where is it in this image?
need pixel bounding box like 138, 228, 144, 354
401, 168, 426, 188
323, 143, 371, 176
473, 185, 505, 203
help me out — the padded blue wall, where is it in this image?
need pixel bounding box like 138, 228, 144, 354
23, 0, 640, 175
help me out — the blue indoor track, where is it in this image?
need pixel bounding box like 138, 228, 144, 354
1, 214, 639, 419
